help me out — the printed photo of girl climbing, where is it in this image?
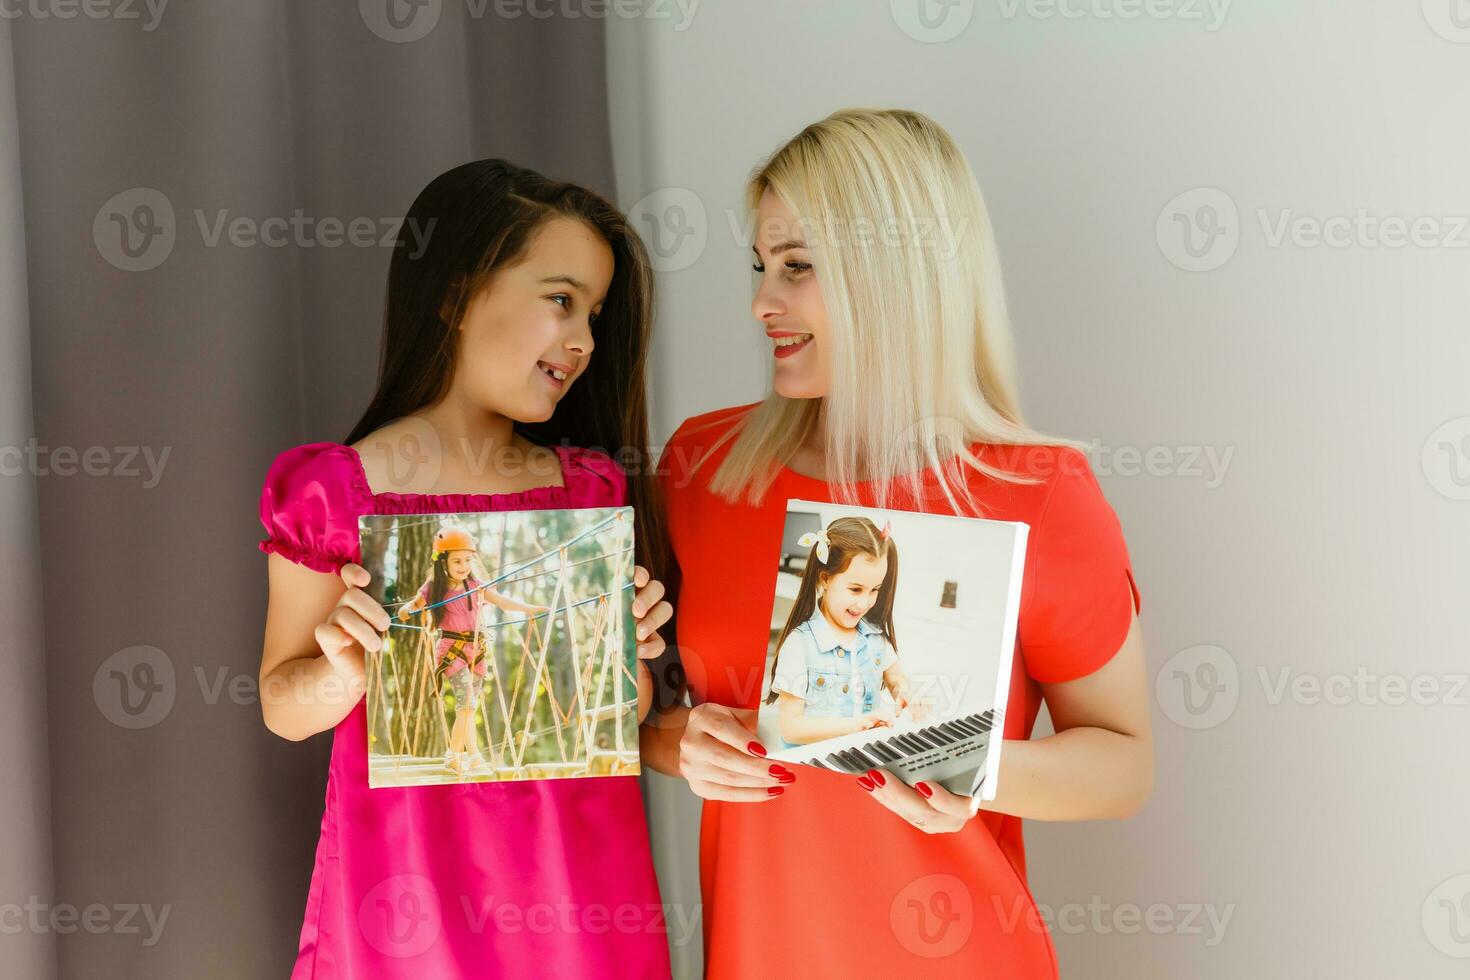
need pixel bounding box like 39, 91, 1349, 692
754, 499, 1029, 797
359, 507, 640, 787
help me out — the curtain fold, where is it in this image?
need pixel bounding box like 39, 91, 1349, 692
5, 4, 619, 976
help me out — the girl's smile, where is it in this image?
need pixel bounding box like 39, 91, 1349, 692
537, 358, 573, 389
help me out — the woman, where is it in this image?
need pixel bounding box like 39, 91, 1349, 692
642, 109, 1152, 978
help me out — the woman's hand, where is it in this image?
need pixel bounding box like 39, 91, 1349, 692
313, 563, 388, 699
856, 768, 980, 834
678, 702, 795, 801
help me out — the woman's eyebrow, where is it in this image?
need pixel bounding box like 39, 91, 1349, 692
751, 240, 808, 258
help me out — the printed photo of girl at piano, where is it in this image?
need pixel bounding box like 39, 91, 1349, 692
763, 516, 933, 749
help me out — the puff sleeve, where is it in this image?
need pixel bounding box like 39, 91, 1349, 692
1018, 448, 1142, 684
257, 442, 367, 575
564, 446, 630, 507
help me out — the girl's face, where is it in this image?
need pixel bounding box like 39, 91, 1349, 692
818, 552, 888, 629
454, 217, 613, 423
445, 550, 475, 582
751, 189, 832, 400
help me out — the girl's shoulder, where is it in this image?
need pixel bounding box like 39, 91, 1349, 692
558, 444, 629, 506
257, 442, 372, 574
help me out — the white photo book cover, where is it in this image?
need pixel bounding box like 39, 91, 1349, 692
357, 507, 640, 788
755, 499, 1028, 800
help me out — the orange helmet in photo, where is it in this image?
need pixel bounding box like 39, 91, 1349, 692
431, 525, 477, 558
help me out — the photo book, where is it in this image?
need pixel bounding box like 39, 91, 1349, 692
755, 499, 1028, 799
357, 506, 640, 788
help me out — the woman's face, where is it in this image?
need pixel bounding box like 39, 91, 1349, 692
454, 217, 613, 423
445, 550, 474, 582
819, 552, 888, 629
751, 189, 832, 400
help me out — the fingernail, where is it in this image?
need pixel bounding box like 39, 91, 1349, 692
747, 742, 768, 757
769, 764, 792, 778
866, 769, 885, 788
856, 776, 874, 791
767, 786, 785, 796
916, 781, 933, 799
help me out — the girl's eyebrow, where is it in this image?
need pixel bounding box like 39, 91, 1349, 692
540, 274, 587, 292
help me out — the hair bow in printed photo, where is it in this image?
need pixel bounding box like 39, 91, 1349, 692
879, 520, 892, 541
797, 529, 830, 564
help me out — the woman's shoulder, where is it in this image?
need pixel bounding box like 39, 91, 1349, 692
660, 402, 759, 488
257, 441, 372, 573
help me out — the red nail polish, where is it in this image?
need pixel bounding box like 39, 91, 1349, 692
915, 781, 933, 799
767, 785, 785, 796
866, 769, 885, 788
856, 776, 874, 791
747, 742, 768, 757
769, 764, 791, 778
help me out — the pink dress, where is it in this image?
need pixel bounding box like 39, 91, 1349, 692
257, 441, 671, 979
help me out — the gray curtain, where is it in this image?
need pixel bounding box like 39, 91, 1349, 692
1, 4, 623, 977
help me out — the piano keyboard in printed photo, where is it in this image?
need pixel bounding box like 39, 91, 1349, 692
797, 708, 1003, 798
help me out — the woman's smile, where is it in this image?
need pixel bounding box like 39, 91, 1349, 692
768, 330, 813, 358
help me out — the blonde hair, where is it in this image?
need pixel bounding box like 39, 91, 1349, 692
706, 107, 1085, 513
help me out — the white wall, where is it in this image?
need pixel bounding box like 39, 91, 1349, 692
609, 3, 1470, 977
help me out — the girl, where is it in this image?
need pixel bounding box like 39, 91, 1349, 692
393, 524, 551, 774
257, 159, 674, 979
645, 109, 1151, 978
765, 516, 925, 746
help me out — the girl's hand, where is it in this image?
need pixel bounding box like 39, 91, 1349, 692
859, 702, 896, 730
897, 694, 933, 724
631, 565, 672, 663
856, 768, 981, 834
313, 563, 388, 696
678, 702, 794, 801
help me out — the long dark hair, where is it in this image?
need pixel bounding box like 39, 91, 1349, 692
764, 516, 900, 704
424, 560, 480, 632
344, 158, 672, 583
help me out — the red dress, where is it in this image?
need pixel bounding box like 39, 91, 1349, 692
660, 405, 1141, 979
